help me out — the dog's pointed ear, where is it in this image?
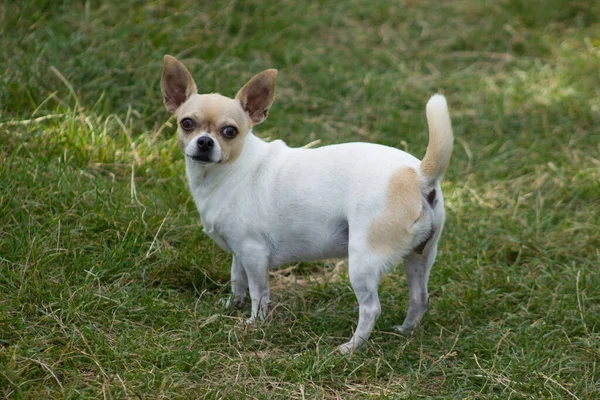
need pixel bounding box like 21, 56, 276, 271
161, 55, 198, 113
235, 69, 277, 125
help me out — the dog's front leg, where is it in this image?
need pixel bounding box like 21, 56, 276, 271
225, 256, 248, 309
237, 241, 270, 323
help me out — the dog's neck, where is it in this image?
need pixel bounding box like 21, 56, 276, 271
186, 131, 267, 203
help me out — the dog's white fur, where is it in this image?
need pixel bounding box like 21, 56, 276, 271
161, 55, 454, 353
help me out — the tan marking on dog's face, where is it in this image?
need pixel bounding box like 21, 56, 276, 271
176, 93, 252, 163
368, 168, 423, 253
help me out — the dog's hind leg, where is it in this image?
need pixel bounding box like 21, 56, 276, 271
394, 235, 439, 335
337, 252, 386, 354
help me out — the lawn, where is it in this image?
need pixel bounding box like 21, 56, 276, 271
1, 0, 599, 398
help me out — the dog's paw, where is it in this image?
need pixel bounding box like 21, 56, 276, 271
227, 297, 246, 309
393, 324, 414, 336
216, 297, 230, 309
235, 317, 254, 326
243, 315, 262, 325
224, 297, 235, 309
336, 342, 356, 355
218, 296, 246, 310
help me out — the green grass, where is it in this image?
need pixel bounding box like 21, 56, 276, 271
1, 0, 599, 397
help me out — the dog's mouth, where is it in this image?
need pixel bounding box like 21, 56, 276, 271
187, 154, 223, 164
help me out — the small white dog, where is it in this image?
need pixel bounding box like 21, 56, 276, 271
160, 55, 453, 353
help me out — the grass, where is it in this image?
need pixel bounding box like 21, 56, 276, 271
1, 0, 599, 397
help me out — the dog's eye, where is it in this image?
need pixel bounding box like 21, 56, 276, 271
180, 118, 195, 131
222, 126, 238, 139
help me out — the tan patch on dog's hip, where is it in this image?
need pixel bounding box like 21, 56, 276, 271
368, 168, 422, 253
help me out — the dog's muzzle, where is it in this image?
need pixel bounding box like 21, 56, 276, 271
189, 136, 215, 163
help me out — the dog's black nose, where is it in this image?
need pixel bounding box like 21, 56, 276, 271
197, 136, 214, 152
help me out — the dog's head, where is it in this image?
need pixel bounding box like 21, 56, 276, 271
161, 55, 277, 165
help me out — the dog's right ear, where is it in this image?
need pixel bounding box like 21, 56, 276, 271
161, 55, 198, 113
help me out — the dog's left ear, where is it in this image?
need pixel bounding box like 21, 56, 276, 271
161, 55, 198, 113
236, 69, 277, 125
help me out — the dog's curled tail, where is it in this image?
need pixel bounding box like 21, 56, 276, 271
420, 94, 454, 184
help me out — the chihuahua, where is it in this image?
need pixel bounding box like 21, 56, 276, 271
160, 55, 453, 353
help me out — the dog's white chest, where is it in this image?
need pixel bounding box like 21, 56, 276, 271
201, 215, 233, 253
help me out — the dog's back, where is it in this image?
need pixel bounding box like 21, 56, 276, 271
249, 95, 453, 272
